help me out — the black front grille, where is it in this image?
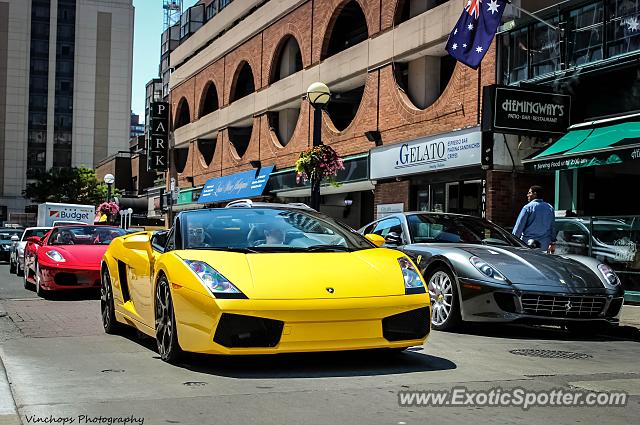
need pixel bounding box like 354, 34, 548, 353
54, 272, 77, 286
520, 294, 606, 318
382, 307, 430, 341
213, 313, 284, 348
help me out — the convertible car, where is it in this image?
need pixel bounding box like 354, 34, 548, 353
23, 225, 127, 297
100, 202, 431, 363
359, 212, 624, 333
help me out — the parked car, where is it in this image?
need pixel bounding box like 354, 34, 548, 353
0, 229, 23, 262
23, 225, 127, 297
9, 227, 51, 276
100, 201, 431, 363
555, 217, 638, 265
359, 212, 624, 333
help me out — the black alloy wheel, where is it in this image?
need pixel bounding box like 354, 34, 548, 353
100, 267, 121, 334
155, 275, 183, 363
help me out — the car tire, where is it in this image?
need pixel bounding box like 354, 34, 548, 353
155, 274, 183, 363
9, 258, 16, 274
35, 262, 48, 299
16, 262, 24, 277
100, 267, 122, 334
23, 262, 32, 289
426, 266, 462, 332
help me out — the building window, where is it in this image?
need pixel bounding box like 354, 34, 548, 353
394, 0, 448, 25
230, 61, 255, 102
175, 98, 191, 129
530, 18, 561, 78
228, 126, 252, 157
323, 1, 368, 59
567, 2, 604, 67
270, 35, 303, 84
326, 85, 365, 131
607, 0, 640, 58
499, 27, 529, 84
199, 82, 219, 116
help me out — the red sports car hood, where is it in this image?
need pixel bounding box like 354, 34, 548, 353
40, 245, 108, 268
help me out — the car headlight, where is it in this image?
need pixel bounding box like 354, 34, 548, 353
398, 257, 425, 294
45, 250, 66, 262
183, 260, 246, 298
597, 263, 620, 286
470, 256, 507, 282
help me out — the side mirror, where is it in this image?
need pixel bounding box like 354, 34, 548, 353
11, 235, 19, 242
123, 234, 152, 252
26, 236, 41, 244
365, 234, 385, 248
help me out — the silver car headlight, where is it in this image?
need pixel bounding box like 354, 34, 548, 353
597, 263, 620, 286
470, 256, 507, 282
183, 260, 246, 298
45, 249, 66, 262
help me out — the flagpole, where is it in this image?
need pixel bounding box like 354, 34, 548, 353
506, 0, 560, 32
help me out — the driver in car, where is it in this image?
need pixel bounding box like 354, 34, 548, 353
56, 229, 75, 245
188, 227, 209, 247
263, 224, 286, 245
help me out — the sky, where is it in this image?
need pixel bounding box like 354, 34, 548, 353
130, 0, 165, 122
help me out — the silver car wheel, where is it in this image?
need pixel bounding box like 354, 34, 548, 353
428, 271, 453, 326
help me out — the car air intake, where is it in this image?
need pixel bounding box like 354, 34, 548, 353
54, 272, 77, 286
606, 298, 624, 317
494, 292, 517, 313
213, 313, 284, 348
382, 307, 430, 341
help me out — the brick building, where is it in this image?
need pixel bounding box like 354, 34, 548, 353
167, 0, 548, 228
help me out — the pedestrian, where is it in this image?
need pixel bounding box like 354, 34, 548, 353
512, 185, 556, 253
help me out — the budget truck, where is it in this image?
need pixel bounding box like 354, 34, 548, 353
37, 202, 95, 227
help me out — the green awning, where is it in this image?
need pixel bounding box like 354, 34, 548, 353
524, 121, 640, 172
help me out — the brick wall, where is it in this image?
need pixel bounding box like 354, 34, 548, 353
170, 0, 500, 219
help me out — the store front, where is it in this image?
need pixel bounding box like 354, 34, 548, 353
267, 154, 374, 229
370, 127, 484, 218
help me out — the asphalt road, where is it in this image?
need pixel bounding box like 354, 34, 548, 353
0, 261, 639, 425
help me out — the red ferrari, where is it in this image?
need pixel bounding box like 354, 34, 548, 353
23, 225, 127, 297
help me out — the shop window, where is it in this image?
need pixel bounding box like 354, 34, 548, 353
175, 98, 191, 129
394, 0, 448, 25
606, 0, 640, 58
268, 104, 301, 146
270, 35, 303, 84
394, 54, 455, 110
230, 61, 255, 102
200, 82, 219, 116
566, 2, 604, 67
499, 27, 529, 84
326, 85, 365, 131
197, 138, 216, 166
228, 126, 252, 158
323, 1, 368, 59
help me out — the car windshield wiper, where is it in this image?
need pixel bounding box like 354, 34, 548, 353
305, 245, 354, 252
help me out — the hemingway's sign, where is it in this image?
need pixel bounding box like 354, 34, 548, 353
493, 87, 571, 134
370, 127, 481, 179
147, 102, 169, 172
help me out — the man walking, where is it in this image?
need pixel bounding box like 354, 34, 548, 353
512, 185, 556, 253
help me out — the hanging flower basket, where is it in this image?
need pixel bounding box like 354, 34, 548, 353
96, 201, 120, 223
295, 145, 345, 187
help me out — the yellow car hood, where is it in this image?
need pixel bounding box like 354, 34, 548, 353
176, 248, 409, 300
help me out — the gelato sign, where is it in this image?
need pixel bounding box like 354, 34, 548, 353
370, 128, 481, 179
484, 86, 571, 135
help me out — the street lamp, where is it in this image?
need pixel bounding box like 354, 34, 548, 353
306, 82, 331, 211
104, 173, 115, 202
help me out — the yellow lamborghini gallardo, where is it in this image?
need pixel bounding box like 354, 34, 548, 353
100, 202, 430, 363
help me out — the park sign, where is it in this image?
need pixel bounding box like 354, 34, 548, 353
147, 102, 169, 172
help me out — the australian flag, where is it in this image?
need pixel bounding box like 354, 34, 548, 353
446, 0, 507, 69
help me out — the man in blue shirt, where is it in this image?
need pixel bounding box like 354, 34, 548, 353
512, 185, 556, 253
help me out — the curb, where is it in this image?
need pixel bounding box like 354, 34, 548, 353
0, 352, 21, 425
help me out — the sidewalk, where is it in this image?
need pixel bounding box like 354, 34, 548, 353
0, 354, 20, 425
621, 304, 640, 329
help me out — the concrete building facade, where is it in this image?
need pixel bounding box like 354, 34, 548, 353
0, 0, 134, 219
